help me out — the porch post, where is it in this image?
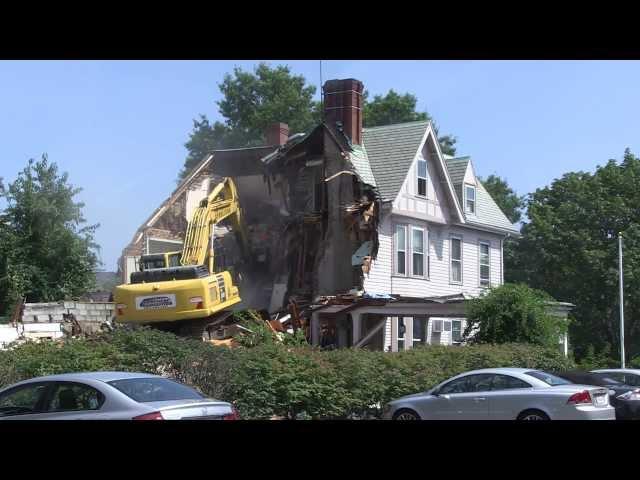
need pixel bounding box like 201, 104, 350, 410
311, 311, 321, 346
337, 317, 348, 348
351, 312, 362, 346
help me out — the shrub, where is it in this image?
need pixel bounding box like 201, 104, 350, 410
464, 283, 566, 347
0, 329, 575, 419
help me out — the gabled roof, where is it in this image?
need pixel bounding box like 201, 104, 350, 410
362, 120, 429, 202
445, 156, 520, 235
361, 118, 519, 235
444, 156, 470, 185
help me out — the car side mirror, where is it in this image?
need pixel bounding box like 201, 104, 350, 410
431, 389, 439, 396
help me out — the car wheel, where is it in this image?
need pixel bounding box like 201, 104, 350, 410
392, 409, 421, 420
517, 409, 550, 421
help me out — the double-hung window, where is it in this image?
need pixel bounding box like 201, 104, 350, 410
452, 320, 463, 343
417, 158, 427, 197
450, 235, 463, 284
465, 184, 476, 214
411, 227, 426, 277
395, 225, 407, 275
479, 241, 490, 286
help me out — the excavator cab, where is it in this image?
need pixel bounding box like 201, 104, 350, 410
139, 252, 182, 272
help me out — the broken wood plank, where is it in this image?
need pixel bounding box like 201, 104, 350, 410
354, 317, 387, 349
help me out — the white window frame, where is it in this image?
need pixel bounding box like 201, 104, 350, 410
432, 319, 443, 333
416, 158, 428, 198
464, 184, 476, 215
452, 319, 463, 343
410, 226, 427, 278
450, 234, 463, 285
393, 224, 408, 276
479, 240, 491, 287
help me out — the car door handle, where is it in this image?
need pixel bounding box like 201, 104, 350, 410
473, 397, 487, 402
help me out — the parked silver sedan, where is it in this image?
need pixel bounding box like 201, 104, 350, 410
0, 372, 238, 420
382, 368, 615, 420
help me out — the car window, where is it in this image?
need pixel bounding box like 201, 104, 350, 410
591, 373, 623, 385
47, 383, 105, 412
603, 372, 626, 383
465, 374, 494, 392
438, 374, 494, 394
490, 374, 532, 391
439, 376, 471, 394
0, 383, 49, 416
107, 377, 204, 403
623, 373, 640, 387
525, 370, 572, 386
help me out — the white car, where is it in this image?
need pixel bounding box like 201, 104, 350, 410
0, 372, 238, 420
382, 368, 616, 420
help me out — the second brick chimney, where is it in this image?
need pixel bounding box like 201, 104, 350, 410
323, 78, 364, 145
266, 122, 289, 146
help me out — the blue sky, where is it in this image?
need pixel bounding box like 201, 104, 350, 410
1, 60, 639, 271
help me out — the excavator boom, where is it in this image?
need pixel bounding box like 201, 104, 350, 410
180, 177, 249, 272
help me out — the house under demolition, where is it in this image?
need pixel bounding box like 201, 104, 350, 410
119, 78, 573, 352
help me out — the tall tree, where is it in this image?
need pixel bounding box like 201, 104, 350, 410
180, 63, 321, 179
480, 175, 524, 224
0, 155, 99, 314
510, 149, 640, 361
182, 66, 461, 179
363, 89, 458, 156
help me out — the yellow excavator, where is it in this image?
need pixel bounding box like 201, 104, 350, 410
113, 177, 249, 339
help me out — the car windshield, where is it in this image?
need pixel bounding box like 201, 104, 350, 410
553, 372, 623, 386
107, 378, 204, 403
525, 370, 572, 386
590, 373, 623, 385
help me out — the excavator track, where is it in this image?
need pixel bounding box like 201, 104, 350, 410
136, 311, 236, 342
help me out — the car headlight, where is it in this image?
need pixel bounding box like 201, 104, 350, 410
617, 389, 640, 401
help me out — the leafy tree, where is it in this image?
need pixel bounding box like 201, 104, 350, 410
180, 63, 321, 179
181, 65, 460, 178
480, 174, 524, 224
510, 149, 640, 361
363, 89, 457, 156
464, 283, 565, 347
363, 89, 428, 127
0, 155, 99, 314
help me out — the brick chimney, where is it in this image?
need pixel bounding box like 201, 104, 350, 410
323, 78, 364, 145
266, 122, 289, 146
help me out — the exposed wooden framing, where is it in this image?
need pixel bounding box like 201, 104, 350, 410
354, 316, 387, 349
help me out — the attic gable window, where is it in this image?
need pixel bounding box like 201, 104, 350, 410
417, 158, 427, 197
465, 184, 476, 214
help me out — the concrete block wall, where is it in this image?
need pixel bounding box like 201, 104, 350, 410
22, 301, 115, 326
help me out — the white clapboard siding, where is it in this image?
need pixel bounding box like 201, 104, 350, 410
365, 219, 503, 298
392, 147, 451, 222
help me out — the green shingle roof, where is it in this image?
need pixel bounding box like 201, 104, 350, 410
445, 157, 520, 234
362, 120, 430, 202
349, 144, 376, 187
360, 119, 519, 235
444, 156, 470, 185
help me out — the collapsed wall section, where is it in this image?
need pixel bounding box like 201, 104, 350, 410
216, 125, 381, 316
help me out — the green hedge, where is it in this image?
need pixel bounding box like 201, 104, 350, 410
0, 329, 575, 419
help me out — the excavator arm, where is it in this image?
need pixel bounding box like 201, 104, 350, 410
180, 177, 249, 274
